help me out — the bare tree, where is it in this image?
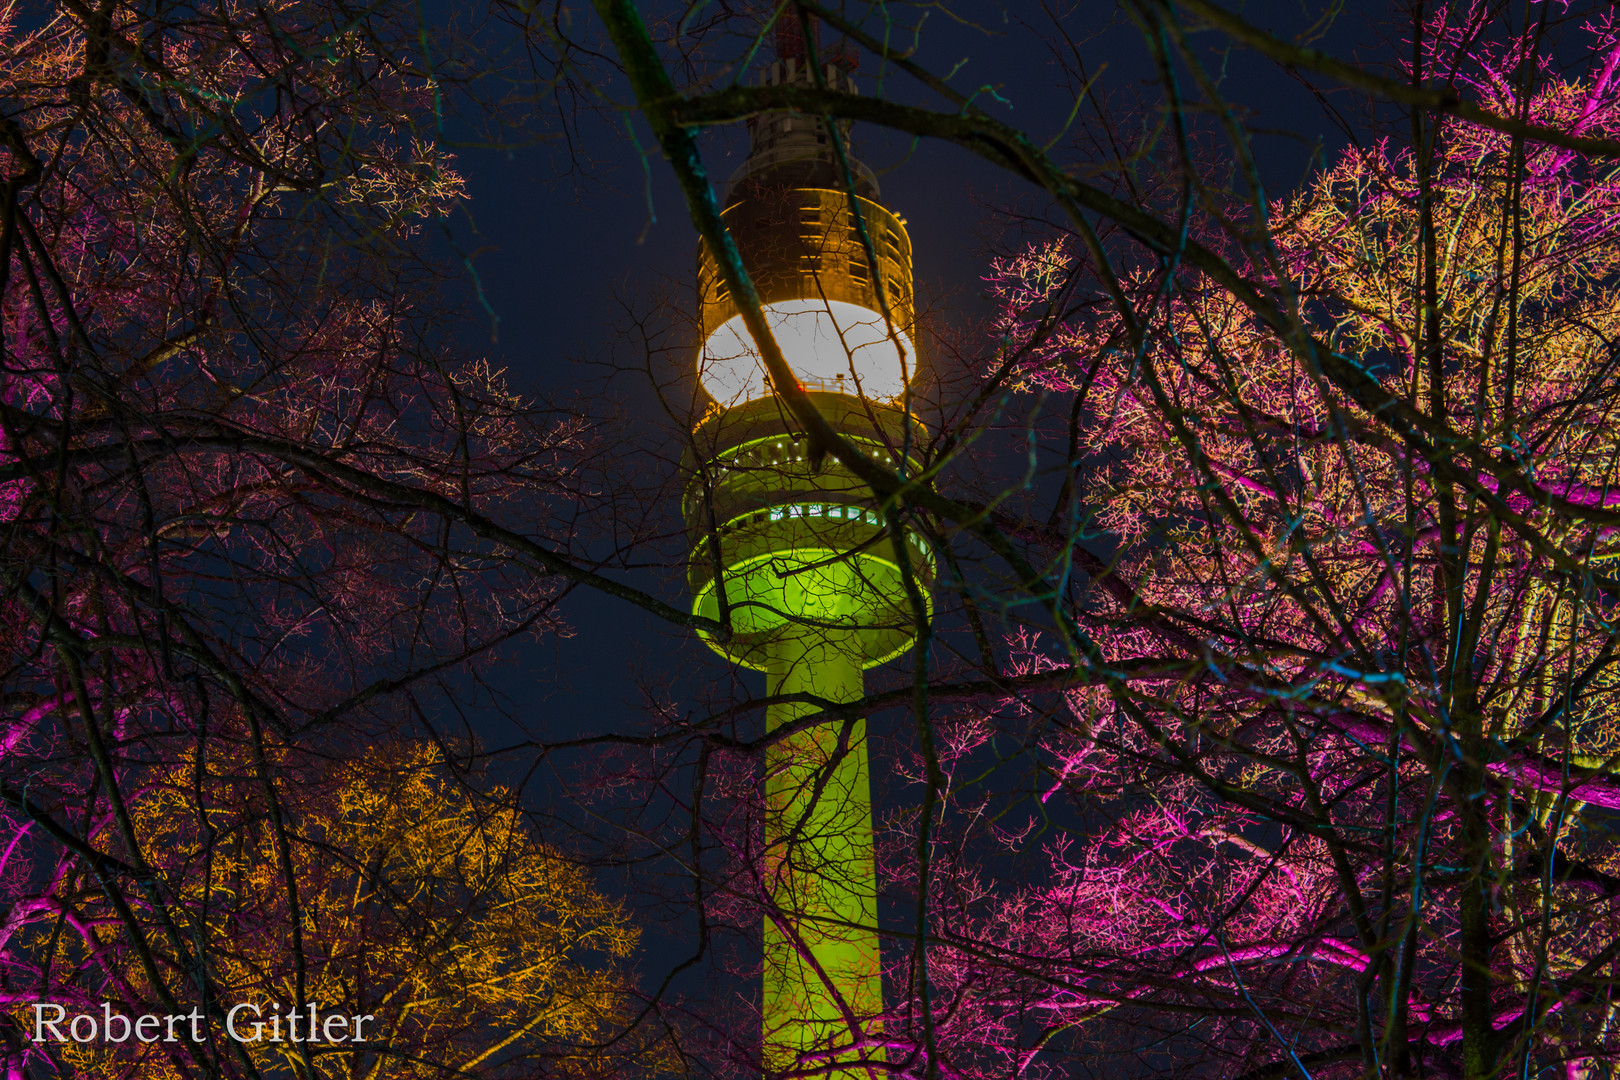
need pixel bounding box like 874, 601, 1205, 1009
0, 0, 647, 1075
15, 1, 1620, 1078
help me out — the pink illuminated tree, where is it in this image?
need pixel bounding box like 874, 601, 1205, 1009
866, 7, 1620, 1078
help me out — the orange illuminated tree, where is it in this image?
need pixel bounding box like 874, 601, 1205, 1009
11, 742, 638, 1080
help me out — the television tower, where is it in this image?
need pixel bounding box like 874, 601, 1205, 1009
682, 17, 931, 1075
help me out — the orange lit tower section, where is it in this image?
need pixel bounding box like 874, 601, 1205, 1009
681, 17, 931, 1076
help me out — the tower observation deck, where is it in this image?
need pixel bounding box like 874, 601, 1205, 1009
681, 16, 932, 1077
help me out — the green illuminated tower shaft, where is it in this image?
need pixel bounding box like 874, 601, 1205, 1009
682, 18, 930, 1075
763, 641, 879, 1064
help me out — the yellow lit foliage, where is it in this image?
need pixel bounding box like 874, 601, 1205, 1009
1277, 127, 1620, 756
29, 741, 637, 1080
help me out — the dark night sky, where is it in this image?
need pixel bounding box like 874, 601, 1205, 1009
422, 1, 1372, 756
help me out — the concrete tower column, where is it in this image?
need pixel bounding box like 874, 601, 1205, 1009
762, 640, 881, 1068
